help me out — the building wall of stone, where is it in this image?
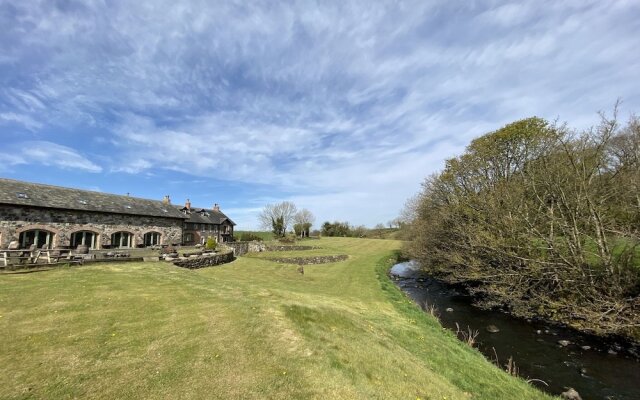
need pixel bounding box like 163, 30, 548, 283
0, 205, 184, 249
183, 228, 235, 245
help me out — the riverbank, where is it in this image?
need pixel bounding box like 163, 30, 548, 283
419, 267, 640, 349
0, 238, 551, 399
390, 261, 640, 400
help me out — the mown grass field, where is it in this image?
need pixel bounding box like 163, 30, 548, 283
234, 230, 276, 241
0, 238, 551, 399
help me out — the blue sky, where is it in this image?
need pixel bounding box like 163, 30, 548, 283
1, 1, 639, 229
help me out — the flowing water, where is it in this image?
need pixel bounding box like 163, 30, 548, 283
390, 261, 640, 400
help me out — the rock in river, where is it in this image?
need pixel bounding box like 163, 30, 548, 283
560, 388, 582, 400
558, 340, 571, 347
445, 307, 454, 312
485, 325, 500, 333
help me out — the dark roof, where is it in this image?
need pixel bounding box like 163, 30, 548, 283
0, 178, 186, 219
178, 206, 236, 226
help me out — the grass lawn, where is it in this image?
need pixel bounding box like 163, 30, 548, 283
235, 230, 275, 241
0, 238, 551, 400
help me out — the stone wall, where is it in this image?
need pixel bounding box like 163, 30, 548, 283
172, 250, 235, 269
267, 255, 348, 265
0, 205, 183, 249
265, 245, 318, 251
225, 241, 266, 256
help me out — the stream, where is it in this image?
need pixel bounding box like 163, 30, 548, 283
390, 261, 640, 400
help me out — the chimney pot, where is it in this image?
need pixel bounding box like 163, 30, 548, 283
213, 203, 220, 211
162, 195, 171, 204
185, 198, 191, 210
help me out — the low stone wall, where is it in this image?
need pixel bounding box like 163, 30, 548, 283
265, 245, 319, 251
224, 241, 266, 256
267, 255, 348, 265
172, 250, 235, 269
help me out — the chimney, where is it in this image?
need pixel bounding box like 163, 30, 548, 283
162, 195, 171, 204
185, 198, 191, 210
213, 203, 220, 211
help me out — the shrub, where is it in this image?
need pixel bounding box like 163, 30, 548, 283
239, 232, 263, 241
205, 237, 217, 250
278, 235, 296, 244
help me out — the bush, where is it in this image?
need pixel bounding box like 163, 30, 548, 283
239, 232, 263, 241
205, 237, 217, 250
278, 235, 296, 244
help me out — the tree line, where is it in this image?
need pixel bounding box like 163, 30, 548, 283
405, 109, 640, 339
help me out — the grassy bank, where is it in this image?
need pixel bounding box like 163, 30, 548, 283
0, 238, 551, 399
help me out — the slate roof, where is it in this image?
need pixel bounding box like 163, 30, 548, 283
0, 178, 186, 219
178, 206, 236, 226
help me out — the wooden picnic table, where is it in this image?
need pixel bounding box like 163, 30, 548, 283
1, 248, 84, 267
1, 249, 42, 266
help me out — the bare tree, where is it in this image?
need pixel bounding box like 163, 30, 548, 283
293, 209, 315, 237
258, 201, 298, 236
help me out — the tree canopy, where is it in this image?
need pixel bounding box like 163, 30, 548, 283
405, 111, 640, 339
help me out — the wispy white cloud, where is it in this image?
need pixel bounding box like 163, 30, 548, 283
0, 112, 42, 131
0, 141, 102, 173
0, 0, 638, 227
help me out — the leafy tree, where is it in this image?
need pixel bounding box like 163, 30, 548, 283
321, 221, 352, 237
271, 216, 285, 237
406, 111, 640, 338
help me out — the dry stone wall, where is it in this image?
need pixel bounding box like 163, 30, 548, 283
224, 241, 266, 256
172, 251, 235, 269
267, 255, 348, 265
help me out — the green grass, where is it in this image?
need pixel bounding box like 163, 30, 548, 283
235, 230, 275, 241
0, 238, 551, 399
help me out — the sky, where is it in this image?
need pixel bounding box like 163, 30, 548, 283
0, 1, 639, 230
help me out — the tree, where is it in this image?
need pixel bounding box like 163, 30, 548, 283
258, 201, 298, 237
321, 221, 351, 237
406, 112, 640, 339
293, 209, 315, 237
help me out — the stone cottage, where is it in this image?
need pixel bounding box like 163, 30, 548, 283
178, 199, 236, 245
0, 178, 234, 250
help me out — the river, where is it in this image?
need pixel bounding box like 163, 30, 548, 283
390, 261, 640, 400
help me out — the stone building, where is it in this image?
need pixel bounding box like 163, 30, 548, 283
0, 178, 234, 250
178, 199, 236, 245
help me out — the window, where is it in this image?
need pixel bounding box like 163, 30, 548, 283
16, 192, 29, 199
143, 232, 161, 247
184, 233, 194, 243
111, 231, 133, 248
70, 231, 98, 249
19, 229, 54, 249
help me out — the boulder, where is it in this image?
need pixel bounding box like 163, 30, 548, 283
485, 325, 500, 333
560, 388, 582, 400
